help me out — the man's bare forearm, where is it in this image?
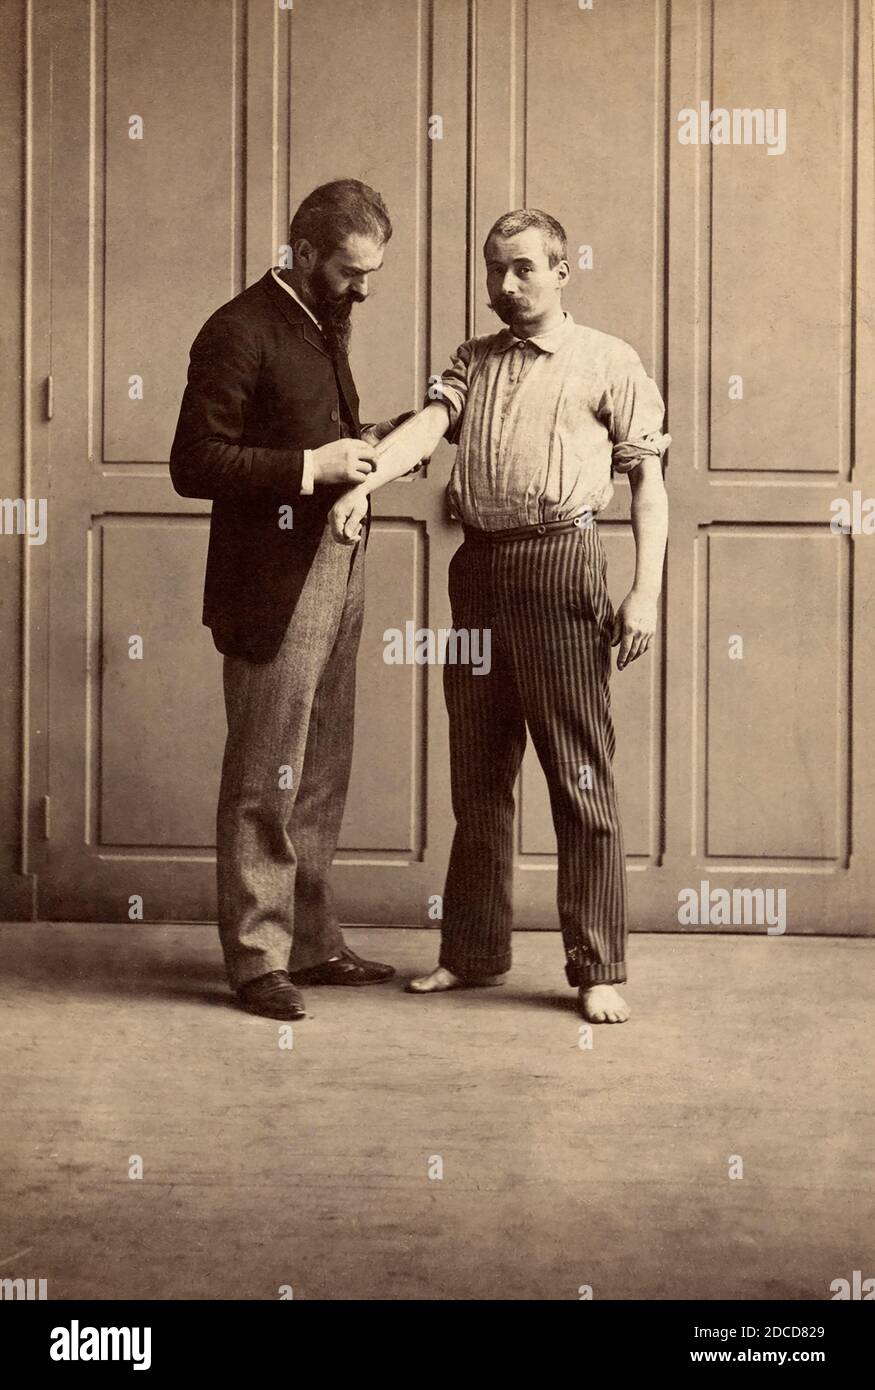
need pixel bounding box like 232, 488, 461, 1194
629, 467, 668, 601
360, 402, 451, 495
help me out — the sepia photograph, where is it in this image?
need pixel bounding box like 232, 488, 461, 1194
0, 0, 873, 1356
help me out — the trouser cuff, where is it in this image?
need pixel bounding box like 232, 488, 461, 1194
565, 959, 627, 987
439, 946, 512, 979
228, 954, 292, 993
288, 928, 346, 975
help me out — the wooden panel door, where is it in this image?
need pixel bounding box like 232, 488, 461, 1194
513, 0, 668, 924
661, 0, 875, 935
281, 0, 459, 925
475, 0, 874, 935
33, 0, 250, 920
30, 0, 465, 926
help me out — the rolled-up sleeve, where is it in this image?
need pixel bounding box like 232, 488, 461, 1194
426, 339, 474, 444
602, 349, 671, 474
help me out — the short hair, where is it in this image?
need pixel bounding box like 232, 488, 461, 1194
484, 208, 568, 267
289, 179, 392, 259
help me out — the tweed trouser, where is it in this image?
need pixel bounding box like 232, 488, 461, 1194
439, 522, 628, 986
216, 524, 364, 990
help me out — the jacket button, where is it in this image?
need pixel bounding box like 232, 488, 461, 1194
537, 524, 546, 534
330, 408, 339, 422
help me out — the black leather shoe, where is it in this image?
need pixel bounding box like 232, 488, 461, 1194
288, 947, 395, 987
237, 970, 307, 1019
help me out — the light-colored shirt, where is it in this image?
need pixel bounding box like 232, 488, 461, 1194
271, 268, 319, 494
434, 312, 670, 530
271, 266, 322, 329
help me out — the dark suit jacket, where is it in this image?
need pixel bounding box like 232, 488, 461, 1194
170, 269, 367, 662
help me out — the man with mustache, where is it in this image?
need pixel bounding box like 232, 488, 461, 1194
171, 179, 400, 1020
331, 208, 670, 1024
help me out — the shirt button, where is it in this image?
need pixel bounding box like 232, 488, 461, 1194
330, 408, 339, 422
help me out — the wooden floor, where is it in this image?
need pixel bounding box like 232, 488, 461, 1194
0, 923, 872, 1301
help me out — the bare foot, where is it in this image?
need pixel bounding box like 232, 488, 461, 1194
406, 966, 506, 993
578, 984, 630, 1023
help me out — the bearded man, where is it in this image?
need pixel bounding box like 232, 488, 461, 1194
170, 179, 400, 1020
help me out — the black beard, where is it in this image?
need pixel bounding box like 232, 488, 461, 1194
305, 263, 363, 356
319, 296, 354, 355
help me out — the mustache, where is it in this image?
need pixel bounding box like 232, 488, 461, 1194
488, 296, 525, 316
324, 289, 366, 307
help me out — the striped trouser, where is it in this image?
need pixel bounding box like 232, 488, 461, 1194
439, 520, 628, 987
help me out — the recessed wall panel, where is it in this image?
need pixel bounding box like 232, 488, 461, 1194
99, 519, 224, 846
705, 528, 846, 857
288, 0, 427, 420
526, 0, 665, 362
709, 0, 853, 473
103, 0, 242, 461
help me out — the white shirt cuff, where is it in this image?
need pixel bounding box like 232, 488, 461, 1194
301, 449, 315, 494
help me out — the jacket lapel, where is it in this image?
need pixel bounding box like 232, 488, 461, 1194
264, 270, 331, 358
300, 319, 331, 360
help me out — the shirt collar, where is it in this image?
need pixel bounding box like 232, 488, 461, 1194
495, 310, 574, 355
270, 267, 322, 331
